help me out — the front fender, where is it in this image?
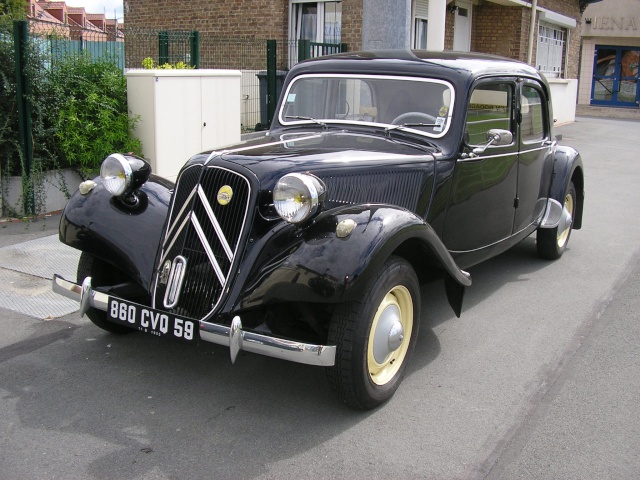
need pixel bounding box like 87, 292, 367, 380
551, 145, 584, 229
59, 175, 173, 291
235, 205, 471, 312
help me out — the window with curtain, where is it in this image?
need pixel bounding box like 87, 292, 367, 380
291, 1, 342, 44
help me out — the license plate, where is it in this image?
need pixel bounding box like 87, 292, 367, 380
107, 297, 199, 343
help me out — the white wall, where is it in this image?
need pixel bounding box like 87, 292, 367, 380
548, 78, 578, 125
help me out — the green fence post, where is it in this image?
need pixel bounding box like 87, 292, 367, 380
13, 20, 34, 215
340, 42, 347, 53
189, 31, 200, 68
266, 39, 277, 128
298, 39, 310, 62
158, 31, 169, 65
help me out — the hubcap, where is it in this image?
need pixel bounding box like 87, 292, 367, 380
367, 285, 413, 386
557, 192, 575, 248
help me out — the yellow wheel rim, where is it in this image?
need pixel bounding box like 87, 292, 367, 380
367, 285, 413, 386
557, 191, 575, 249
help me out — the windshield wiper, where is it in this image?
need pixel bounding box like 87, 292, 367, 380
285, 116, 328, 129
384, 123, 440, 137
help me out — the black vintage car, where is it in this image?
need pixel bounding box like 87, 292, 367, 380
53, 51, 584, 410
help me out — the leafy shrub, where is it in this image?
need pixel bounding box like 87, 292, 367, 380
50, 56, 142, 175
142, 56, 193, 70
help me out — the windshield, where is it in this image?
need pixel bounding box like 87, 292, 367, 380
279, 74, 454, 138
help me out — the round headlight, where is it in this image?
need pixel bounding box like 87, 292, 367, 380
101, 153, 132, 196
100, 153, 151, 197
273, 173, 325, 224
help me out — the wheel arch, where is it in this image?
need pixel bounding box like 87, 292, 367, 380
234, 204, 471, 317
551, 145, 584, 230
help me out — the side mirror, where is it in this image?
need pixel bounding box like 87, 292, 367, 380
473, 129, 513, 154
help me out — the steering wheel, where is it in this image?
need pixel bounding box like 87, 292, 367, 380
391, 111, 437, 125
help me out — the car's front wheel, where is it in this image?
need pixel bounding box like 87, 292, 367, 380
77, 252, 133, 334
327, 256, 420, 410
537, 181, 577, 260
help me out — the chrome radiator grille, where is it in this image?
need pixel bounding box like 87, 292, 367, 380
153, 165, 251, 320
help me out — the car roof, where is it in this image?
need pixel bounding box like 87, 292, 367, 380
290, 50, 545, 85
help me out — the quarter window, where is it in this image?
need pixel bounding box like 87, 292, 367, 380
520, 86, 545, 143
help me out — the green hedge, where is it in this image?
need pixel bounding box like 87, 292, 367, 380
0, 22, 141, 180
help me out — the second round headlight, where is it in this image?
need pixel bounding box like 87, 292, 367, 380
273, 173, 326, 224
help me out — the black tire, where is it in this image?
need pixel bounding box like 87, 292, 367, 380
537, 181, 577, 260
327, 256, 421, 410
77, 252, 133, 334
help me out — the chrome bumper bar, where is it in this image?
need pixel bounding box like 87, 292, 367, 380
52, 274, 336, 367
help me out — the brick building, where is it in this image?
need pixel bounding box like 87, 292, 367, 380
124, 0, 581, 74
123, 0, 585, 122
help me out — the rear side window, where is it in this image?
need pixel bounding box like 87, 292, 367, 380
465, 83, 513, 146
520, 86, 546, 143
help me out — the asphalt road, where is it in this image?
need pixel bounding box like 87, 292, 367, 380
1, 116, 639, 479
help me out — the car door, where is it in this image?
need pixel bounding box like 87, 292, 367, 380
513, 80, 554, 234
442, 79, 519, 253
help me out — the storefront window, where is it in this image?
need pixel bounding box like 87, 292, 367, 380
592, 46, 640, 106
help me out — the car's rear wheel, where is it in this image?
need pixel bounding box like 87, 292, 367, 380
327, 256, 420, 410
77, 252, 133, 334
537, 181, 577, 260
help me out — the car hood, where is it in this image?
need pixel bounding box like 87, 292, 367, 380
194, 130, 436, 187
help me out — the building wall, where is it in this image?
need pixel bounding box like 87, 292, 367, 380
343, 0, 364, 51
471, 3, 528, 61
125, 0, 363, 48
124, 0, 289, 38
124, 0, 362, 68
469, 0, 581, 80
577, 0, 640, 107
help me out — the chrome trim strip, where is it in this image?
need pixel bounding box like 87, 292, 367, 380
190, 213, 226, 285
457, 151, 518, 162
51, 275, 336, 367
197, 185, 233, 260
458, 145, 551, 163
164, 184, 198, 241
160, 213, 191, 265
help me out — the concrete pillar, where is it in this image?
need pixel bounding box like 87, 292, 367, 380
362, 0, 412, 50
426, 0, 446, 51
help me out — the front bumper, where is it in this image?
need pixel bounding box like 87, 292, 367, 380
52, 274, 336, 367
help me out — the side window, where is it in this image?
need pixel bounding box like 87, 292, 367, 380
520, 86, 546, 143
465, 83, 513, 146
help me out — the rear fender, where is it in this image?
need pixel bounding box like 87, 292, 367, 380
236, 205, 471, 316
59, 175, 173, 291
550, 145, 584, 229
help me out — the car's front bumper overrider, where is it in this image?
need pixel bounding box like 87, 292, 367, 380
52, 274, 336, 367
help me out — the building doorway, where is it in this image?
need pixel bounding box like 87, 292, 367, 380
591, 45, 640, 107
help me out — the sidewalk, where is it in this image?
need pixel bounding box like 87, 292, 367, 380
0, 213, 79, 319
